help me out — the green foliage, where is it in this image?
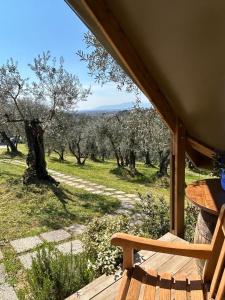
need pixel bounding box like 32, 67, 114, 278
136, 194, 199, 242
82, 215, 138, 276
135, 193, 170, 239
26, 247, 94, 300
184, 203, 199, 242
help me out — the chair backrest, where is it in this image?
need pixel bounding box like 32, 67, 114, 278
203, 204, 225, 299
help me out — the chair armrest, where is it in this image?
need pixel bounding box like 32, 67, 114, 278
111, 233, 212, 269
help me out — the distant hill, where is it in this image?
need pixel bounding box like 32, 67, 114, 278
79, 101, 151, 114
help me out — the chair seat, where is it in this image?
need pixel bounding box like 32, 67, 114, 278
116, 265, 209, 300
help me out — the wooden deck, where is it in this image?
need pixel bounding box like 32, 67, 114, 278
66, 232, 199, 300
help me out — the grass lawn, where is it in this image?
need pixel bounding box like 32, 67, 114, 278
0, 144, 210, 201
0, 161, 120, 241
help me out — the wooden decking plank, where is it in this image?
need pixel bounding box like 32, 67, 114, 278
175, 258, 198, 277
136, 232, 178, 263
157, 255, 192, 275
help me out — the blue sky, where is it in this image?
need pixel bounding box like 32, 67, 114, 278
0, 0, 149, 110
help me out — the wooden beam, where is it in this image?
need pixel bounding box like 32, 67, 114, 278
173, 119, 186, 237
187, 136, 215, 158
79, 0, 177, 132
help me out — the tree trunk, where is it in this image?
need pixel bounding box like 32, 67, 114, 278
0, 131, 19, 154
54, 149, 65, 161
23, 120, 57, 184
145, 151, 155, 167
90, 152, 97, 161
129, 149, 136, 175
157, 149, 170, 177
125, 153, 129, 166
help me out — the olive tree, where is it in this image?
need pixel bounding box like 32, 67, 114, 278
0, 52, 90, 183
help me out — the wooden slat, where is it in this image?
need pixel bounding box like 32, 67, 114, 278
125, 266, 144, 300
189, 274, 204, 300
158, 255, 192, 276
174, 274, 187, 300
143, 269, 158, 300
159, 273, 173, 300
187, 137, 215, 158
215, 268, 225, 300
115, 270, 131, 300
175, 259, 198, 277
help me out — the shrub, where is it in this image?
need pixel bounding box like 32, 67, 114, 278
184, 202, 199, 242
82, 215, 139, 276
135, 193, 170, 239
26, 246, 94, 300
135, 194, 198, 242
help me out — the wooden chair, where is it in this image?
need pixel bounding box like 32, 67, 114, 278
111, 204, 225, 300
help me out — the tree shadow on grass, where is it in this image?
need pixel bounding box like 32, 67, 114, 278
0, 150, 25, 159
49, 157, 89, 169
49, 157, 71, 164
34, 185, 120, 230
36, 203, 80, 230
73, 192, 121, 214
110, 167, 158, 185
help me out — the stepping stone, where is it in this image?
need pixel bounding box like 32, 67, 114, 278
0, 283, 18, 300
64, 181, 73, 185
10, 236, 43, 253
93, 185, 104, 188
104, 188, 116, 191
134, 197, 141, 201
114, 191, 126, 195
75, 185, 86, 188
40, 229, 71, 243
0, 250, 3, 261
102, 192, 114, 196
65, 224, 86, 235
125, 194, 137, 198
0, 264, 6, 284
18, 252, 37, 269
85, 187, 95, 192
56, 240, 83, 254
91, 190, 103, 195
116, 209, 132, 216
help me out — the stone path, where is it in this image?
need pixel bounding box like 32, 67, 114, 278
2, 159, 140, 214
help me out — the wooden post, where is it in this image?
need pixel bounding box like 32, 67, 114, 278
170, 119, 186, 237
170, 133, 175, 234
